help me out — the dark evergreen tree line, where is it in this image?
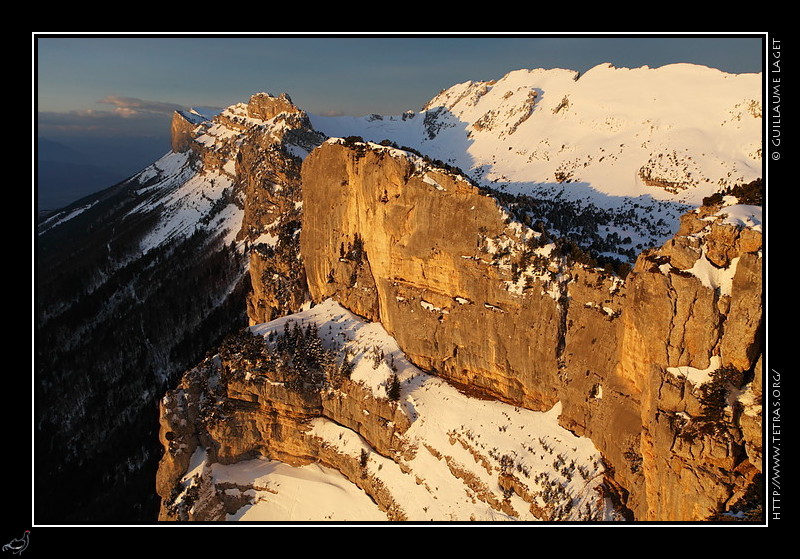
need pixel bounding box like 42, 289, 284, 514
36, 210, 249, 524
219, 320, 353, 394
702, 178, 763, 207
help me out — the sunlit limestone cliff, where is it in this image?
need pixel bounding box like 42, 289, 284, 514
312, 63, 761, 263
158, 135, 762, 522
36, 63, 763, 524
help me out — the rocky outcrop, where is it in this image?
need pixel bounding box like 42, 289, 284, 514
156, 136, 762, 523
170, 110, 203, 153
233, 94, 325, 324
301, 140, 567, 411
298, 139, 763, 521
620, 206, 763, 520
178, 92, 325, 324
157, 327, 415, 521
247, 92, 300, 121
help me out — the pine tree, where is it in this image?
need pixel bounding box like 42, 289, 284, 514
388, 373, 401, 402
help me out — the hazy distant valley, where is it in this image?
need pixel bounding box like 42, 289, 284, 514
37, 137, 170, 215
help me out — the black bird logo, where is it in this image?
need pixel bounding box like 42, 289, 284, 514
2, 531, 29, 555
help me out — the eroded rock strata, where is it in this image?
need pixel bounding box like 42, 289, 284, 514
157, 125, 762, 522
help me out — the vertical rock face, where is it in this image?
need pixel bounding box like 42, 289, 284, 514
170, 110, 201, 153
301, 140, 571, 410
620, 206, 763, 520
156, 135, 762, 523
299, 139, 763, 521
189, 92, 325, 324
234, 126, 308, 324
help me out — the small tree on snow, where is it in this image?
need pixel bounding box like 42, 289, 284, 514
388, 373, 401, 402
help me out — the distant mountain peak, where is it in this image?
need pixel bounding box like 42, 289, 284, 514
247, 91, 301, 121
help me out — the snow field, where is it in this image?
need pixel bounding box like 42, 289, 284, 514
241, 300, 616, 521
310, 63, 761, 256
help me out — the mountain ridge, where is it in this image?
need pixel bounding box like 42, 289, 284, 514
35, 64, 764, 523
154, 132, 761, 521
307, 62, 761, 263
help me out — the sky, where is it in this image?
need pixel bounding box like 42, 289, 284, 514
34, 33, 765, 203
36, 33, 764, 126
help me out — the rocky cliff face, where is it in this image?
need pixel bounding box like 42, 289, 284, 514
157, 300, 621, 522
237, 94, 326, 324
297, 140, 763, 520
174, 93, 325, 324
301, 140, 566, 410
622, 205, 763, 520
156, 119, 762, 522
156, 331, 414, 521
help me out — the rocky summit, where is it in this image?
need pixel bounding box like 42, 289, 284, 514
36, 64, 764, 524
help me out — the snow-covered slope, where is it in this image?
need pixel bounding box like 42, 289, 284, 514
176, 299, 619, 522
309, 63, 762, 256
184, 449, 388, 522
35, 98, 317, 523
38, 105, 242, 255
130, 150, 241, 253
